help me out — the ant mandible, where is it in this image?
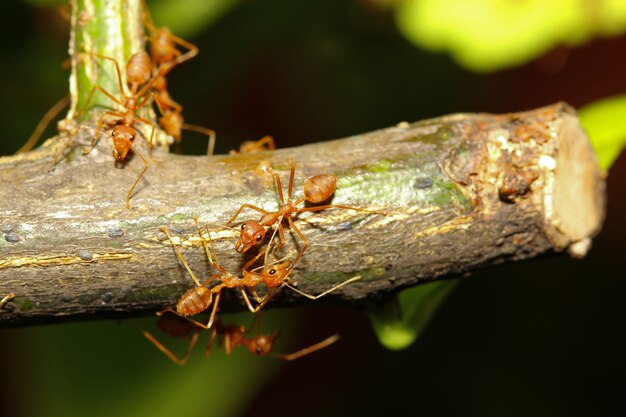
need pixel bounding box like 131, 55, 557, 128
228, 162, 380, 264
140, 313, 340, 365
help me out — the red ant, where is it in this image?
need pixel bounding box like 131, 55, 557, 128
142, 1, 198, 71
228, 163, 381, 263
55, 51, 166, 208
229, 135, 275, 155
140, 313, 340, 365
160, 218, 361, 329
142, 3, 215, 154
151, 74, 216, 155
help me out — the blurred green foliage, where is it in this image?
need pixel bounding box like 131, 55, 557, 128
17, 312, 290, 417
149, 0, 238, 38
579, 94, 626, 171
370, 281, 458, 350
395, 0, 626, 72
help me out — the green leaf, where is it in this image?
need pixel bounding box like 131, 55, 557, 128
394, 0, 626, 72
579, 95, 626, 171
148, 0, 237, 39
370, 280, 458, 350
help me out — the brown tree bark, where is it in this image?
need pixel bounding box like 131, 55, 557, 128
0, 103, 606, 327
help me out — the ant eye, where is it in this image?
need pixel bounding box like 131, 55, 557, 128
129, 134, 135, 141
269, 269, 276, 275
256, 346, 263, 354
255, 234, 262, 241
111, 131, 115, 136
241, 224, 246, 230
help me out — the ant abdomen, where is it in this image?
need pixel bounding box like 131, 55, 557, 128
126, 51, 152, 86
177, 286, 212, 316
304, 174, 336, 203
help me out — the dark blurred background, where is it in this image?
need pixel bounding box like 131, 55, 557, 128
1, 1, 625, 416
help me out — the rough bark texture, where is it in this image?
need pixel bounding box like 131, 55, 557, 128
0, 103, 606, 327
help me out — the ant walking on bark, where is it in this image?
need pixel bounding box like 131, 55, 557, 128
228, 162, 382, 264
160, 218, 361, 329
55, 51, 168, 208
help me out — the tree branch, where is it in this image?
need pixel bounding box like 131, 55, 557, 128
0, 103, 605, 326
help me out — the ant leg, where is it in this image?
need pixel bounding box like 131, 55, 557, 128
228, 204, 269, 225
204, 327, 218, 357
224, 332, 234, 355
287, 162, 296, 202
297, 204, 385, 216
284, 275, 362, 300
274, 172, 286, 205
193, 217, 215, 266
241, 288, 274, 313
0, 293, 15, 311
125, 146, 150, 208
168, 33, 199, 66
256, 135, 275, 151
83, 110, 124, 155
239, 288, 258, 313
17, 95, 70, 154
272, 334, 340, 361
263, 218, 283, 265
135, 117, 158, 159
201, 224, 232, 276
206, 291, 221, 329
90, 53, 127, 97
160, 227, 202, 286
157, 307, 216, 330
287, 217, 308, 265
182, 123, 216, 156
141, 327, 199, 365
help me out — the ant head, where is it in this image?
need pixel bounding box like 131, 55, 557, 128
246, 333, 279, 356
111, 125, 136, 161
259, 261, 294, 288
235, 221, 266, 253
126, 51, 152, 86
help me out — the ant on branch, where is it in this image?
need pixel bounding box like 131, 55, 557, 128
160, 219, 293, 329
55, 51, 168, 208
160, 218, 361, 329
140, 313, 340, 365
142, 3, 215, 155
228, 163, 382, 263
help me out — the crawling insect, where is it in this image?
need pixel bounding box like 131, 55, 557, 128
140, 313, 340, 365
228, 162, 381, 263
55, 51, 167, 208
160, 218, 361, 329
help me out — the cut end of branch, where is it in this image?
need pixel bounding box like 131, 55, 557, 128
545, 107, 605, 255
